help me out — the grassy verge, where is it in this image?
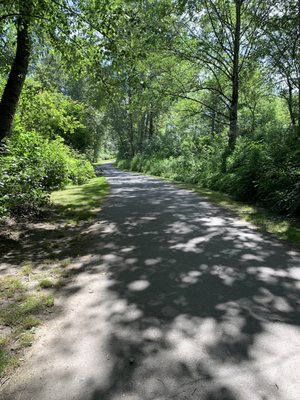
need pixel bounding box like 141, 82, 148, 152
188, 186, 300, 248
0, 273, 55, 379
93, 159, 116, 165
117, 160, 300, 249
0, 176, 109, 381
50, 176, 109, 223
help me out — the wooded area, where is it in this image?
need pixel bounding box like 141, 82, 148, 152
1, 0, 300, 218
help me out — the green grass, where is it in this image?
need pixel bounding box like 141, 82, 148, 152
0, 348, 19, 376
176, 178, 300, 249
50, 176, 109, 223
94, 159, 115, 165
39, 278, 55, 288
0, 277, 54, 377
60, 258, 71, 268
0, 276, 24, 298
21, 263, 33, 277
0, 293, 54, 327
19, 331, 34, 347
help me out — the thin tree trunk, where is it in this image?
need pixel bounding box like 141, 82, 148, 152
287, 79, 296, 127
211, 109, 216, 134
144, 112, 149, 139
228, 0, 242, 149
93, 132, 101, 163
138, 112, 146, 151
127, 87, 135, 157
149, 112, 154, 138
248, 103, 257, 134
0, 15, 31, 141
129, 115, 135, 157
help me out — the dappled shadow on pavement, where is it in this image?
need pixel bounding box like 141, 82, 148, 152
2, 164, 300, 400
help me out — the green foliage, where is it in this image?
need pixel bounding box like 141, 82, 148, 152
15, 80, 100, 155
16, 81, 86, 139
222, 139, 267, 200
0, 131, 95, 218
142, 132, 184, 159
118, 127, 300, 216
0, 0, 299, 223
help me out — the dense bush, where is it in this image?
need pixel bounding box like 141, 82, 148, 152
13, 79, 106, 158
0, 131, 95, 218
117, 130, 300, 216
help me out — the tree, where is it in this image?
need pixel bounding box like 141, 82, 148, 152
263, 0, 300, 131
0, 0, 31, 141
172, 0, 273, 149
0, 0, 114, 142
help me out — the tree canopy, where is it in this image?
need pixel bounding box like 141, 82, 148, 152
1, 0, 300, 217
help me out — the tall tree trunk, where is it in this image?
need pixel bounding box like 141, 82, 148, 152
211, 109, 216, 134
138, 112, 146, 151
298, 0, 300, 132
93, 131, 101, 163
228, 0, 242, 149
127, 88, 135, 157
128, 114, 135, 157
144, 112, 149, 139
0, 15, 31, 141
287, 79, 296, 127
149, 112, 154, 138
249, 104, 257, 134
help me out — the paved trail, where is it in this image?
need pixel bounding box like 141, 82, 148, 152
2, 164, 300, 400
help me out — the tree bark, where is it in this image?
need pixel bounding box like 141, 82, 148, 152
128, 114, 135, 157
93, 131, 101, 163
228, 0, 242, 149
126, 86, 135, 157
248, 103, 257, 134
298, 0, 300, 132
287, 79, 296, 127
0, 15, 31, 141
138, 112, 147, 151
211, 109, 216, 134
149, 112, 154, 138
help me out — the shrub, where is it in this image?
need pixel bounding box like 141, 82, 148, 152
223, 138, 267, 201
0, 130, 95, 218
117, 129, 300, 216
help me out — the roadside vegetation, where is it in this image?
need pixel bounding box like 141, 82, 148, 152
1, 1, 299, 223
195, 188, 300, 248
0, 272, 55, 379
0, 174, 108, 381
116, 118, 300, 240
51, 176, 109, 223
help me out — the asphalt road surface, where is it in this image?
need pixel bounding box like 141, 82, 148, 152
2, 164, 300, 400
